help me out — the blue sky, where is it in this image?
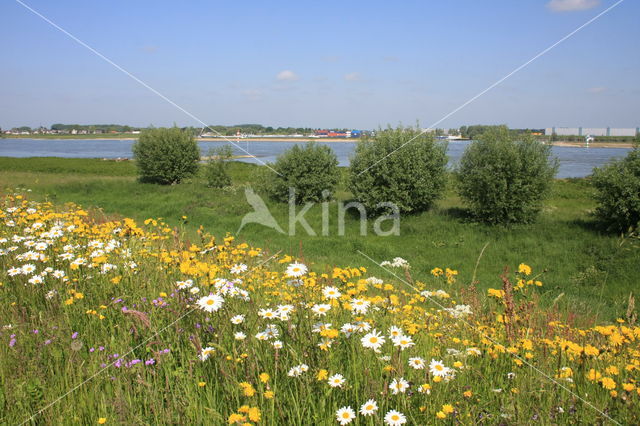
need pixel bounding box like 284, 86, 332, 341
1, 0, 638, 129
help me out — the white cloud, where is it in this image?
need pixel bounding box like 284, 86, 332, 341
547, 0, 600, 12
276, 70, 299, 81
344, 72, 361, 82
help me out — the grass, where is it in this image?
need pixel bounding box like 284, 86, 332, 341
1, 195, 638, 425
0, 156, 637, 320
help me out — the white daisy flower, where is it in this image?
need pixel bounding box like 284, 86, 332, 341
335, 406, 356, 425
389, 377, 409, 394
230, 315, 245, 324
392, 335, 414, 350
230, 263, 247, 274
322, 286, 341, 300
384, 409, 407, 425
359, 399, 378, 416
429, 359, 450, 377
408, 357, 426, 369
350, 298, 370, 314
196, 294, 224, 313
285, 262, 307, 277
234, 332, 246, 340
311, 303, 331, 316
361, 330, 385, 352
327, 373, 345, 388
199, 347, 215, 361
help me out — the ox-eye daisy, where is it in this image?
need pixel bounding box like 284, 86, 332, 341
389, 377, 409, 394
197, 294, 224, 313
408, 357, 426, 369
328, 374, 346, 388
335, 406, 355, 425
360, 399, 378, 416
286, 262, 308, 277
322, 286, 342, 300
384, 409, 407, 425
361, 330, 385, 352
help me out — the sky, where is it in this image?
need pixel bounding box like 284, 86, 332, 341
0, 0, 638, 130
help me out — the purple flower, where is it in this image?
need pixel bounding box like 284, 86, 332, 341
99, 346, 105, 351
71, 332, 78, 339
145, 358, 155, 365
44, 339, 52, 345
32, 329, 39, 334
89, 347, 95, 352
114, 359, 122, 368
9, 338, 16, 347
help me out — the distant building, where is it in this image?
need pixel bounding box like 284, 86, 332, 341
545, 127, 639, 137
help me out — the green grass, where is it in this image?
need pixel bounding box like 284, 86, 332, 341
1, 156, 637, 320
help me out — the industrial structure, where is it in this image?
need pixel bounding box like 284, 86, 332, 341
545, 127, 639, 137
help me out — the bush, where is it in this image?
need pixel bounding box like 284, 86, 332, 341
455, 127, 558, 225
349, 127, 448, 213
132, 127, 200, 184
204, 145, 233, 188
592, 147, 640, 231
267, 142, 339, 203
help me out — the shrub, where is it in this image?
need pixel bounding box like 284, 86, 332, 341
267, 142, 339, 203
349, 127, 448, 213
204, 145, 233, 188
592, 147, 640, 231
455, 127, 558, 225
132, 127, 200, 184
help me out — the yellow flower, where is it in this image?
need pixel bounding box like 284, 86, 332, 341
518, 263, 532, 275
622, 383, 635, 392
248, 407, 261, 422
198, 382, 206, 387
488, 288, 505, 299
98, 418, 107, 424
600, 377, 616, 390
436, 411, 446, 419
264, 390, 274, 399
463, 390, 472, 398
442, 404, 454, 414
228, 413, 245, 424
259, 373, 270, 383
316, 369, 328, 381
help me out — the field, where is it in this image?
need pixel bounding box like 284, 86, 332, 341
1, 157, 639, 424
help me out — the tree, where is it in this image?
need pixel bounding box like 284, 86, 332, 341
456, 127, 558, 225
349, 126, 448, 213
132, 127, 200, 184
267, 142, 339, 203
204, 145, 233, 188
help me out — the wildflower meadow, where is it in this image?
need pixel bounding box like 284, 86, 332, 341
1, 192, 639, 425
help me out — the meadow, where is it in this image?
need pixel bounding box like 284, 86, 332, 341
1, 156, 639, 424
0, 156, 638, 319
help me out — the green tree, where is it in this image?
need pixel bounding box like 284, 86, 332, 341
204, 145, 233, 188
349, 126, 448, 214
267, 142, 339, 203
132, 127, 200, 184
455, 127, 558, 225
592, 147, 640, 231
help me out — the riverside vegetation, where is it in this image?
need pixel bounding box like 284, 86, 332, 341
1, 193, 639, 424
1, 128, 639, 424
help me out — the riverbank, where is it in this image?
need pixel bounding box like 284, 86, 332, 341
5, 135, 636, 148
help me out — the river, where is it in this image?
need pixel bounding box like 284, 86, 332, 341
0, 138, 631, 178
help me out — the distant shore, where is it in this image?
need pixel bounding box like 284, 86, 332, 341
3, 136, 635, 148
